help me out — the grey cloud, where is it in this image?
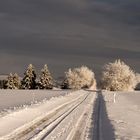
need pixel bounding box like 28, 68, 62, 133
0, 0, 140, 79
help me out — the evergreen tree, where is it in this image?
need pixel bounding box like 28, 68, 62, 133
6, 73, 14, 89
61, 79, 69, 89
13, 73, 21, 89
38, 64, 53, 89
6, 73, 21, 89
21, 64, 36, 89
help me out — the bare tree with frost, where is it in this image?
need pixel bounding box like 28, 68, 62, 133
101, 59, 137, 91
136, 73, 140, 84
62, 66, 96, 89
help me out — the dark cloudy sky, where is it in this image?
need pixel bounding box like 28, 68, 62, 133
0, 0, 140, 78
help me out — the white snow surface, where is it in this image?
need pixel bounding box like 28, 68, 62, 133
0, 89, 70, 115
103, 91, 140, 140
0, 90, 97, 140
0, 89, 140, 140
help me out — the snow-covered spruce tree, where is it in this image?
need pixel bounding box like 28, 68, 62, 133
6, 73, 21, 89
13, 73, 21, 89
21, 64, 37, 89
6, 73, 14, 89
38, 64, 53, 89
101, 59, 137, 91
62, 66, 96, 89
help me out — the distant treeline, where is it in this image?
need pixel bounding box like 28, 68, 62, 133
0, 59, 140, 91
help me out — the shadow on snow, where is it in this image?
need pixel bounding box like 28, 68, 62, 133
88, 90, 115, 140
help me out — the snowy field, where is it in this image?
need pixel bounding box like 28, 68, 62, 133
102, 91, 140, 140
0, 90, 71, 114
0, 90, 97, 140
0, 90, 140, 140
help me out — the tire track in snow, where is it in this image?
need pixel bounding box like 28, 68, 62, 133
91, 91, 115, 140
1, 91, 91, 140
39, 91, 97, 140
31, 92, 91, 140
68, 91, 96, 140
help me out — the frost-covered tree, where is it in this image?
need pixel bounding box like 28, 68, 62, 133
62, 66, 96, 89
38, 64, 53, 89
6, 73, 14, 89
136, 73, 140, 84
21, 64, 36, 89
13, 73, 21, 89
101, 59, 137, 91
135, 73, 140, 90
6, 73, 21, 89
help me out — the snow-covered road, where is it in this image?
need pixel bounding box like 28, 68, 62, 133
0, 90, 140, 140
0, 90, 97, 140
90, 91, 115, 140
